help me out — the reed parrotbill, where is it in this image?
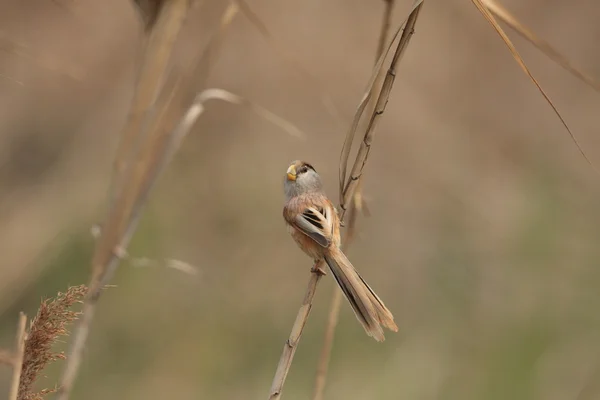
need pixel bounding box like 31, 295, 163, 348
283, 160, 398, 341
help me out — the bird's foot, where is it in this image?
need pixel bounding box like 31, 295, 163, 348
311, 260, 327, 276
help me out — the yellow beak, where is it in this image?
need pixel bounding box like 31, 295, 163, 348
286, 164, 297, 181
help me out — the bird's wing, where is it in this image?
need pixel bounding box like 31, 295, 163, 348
292, 204, 335, 248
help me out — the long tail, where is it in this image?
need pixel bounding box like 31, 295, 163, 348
323, 247, 398, 342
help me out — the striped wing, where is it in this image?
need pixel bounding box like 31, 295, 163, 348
292, 204, 334, 248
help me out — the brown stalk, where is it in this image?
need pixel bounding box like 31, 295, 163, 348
109, 0, 189, 208
470, 0, 597, 173
96, 4, 302, 293
267, 2, 423, 400
56, 2, 191, 399
60, 2, 303, 397
341, 3, 423, 217
8, 313, 26, 400
482, 0, 600, 93
311, 2, 396, 400
339, 0, 423, 206
98, 3, 244, 259
268, 266, 325, 400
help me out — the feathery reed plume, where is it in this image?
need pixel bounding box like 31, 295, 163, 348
17, 286, 87, 400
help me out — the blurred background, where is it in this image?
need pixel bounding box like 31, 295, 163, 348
1, 0, 600, 399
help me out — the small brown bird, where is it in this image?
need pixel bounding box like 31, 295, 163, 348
283, 160, 398, 341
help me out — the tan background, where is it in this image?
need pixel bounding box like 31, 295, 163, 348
1, 0, 600, 399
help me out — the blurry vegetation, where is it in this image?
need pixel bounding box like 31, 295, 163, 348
1, 0, 600, 399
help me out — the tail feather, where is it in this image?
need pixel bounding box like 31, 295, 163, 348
323, 248, 397, 342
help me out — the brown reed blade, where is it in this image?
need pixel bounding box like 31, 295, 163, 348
470, 0, 597, 173
340, 0, 423, 220
482, 0, 600, 93
339, 0, 424, 210
108, 0, 190, 216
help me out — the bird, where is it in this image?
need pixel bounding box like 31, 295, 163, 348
283, 160, 398, 341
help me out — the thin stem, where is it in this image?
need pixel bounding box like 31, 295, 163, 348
469, 0, 596, 173
338, 0, 424, 216
8, 313, 27, 400
268, 267, 325, 400
109, 0, 189, 208
56, 2, 190, 399
312, 1, 412, 399
482, 0, 600, 93
343, 4, 422, 203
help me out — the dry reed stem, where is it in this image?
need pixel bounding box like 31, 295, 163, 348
109, 0, 189, 211
97, 6, 302, 277
60, 2, 303, 397
271, 3, 423, 399
311, 2, 397, 399
57, 2, 191, 399
341, 3, 422, 219
95, 5, 302, 289
8, 313, 26, 400
339, 0, 423, 211
482, 0, 600, 93
268, 266, 325, 400
120, 86, 304, 240
96, 3, 242, 262
470, 0, 597, 173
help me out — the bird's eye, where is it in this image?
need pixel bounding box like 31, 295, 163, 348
298, 166, 307, 174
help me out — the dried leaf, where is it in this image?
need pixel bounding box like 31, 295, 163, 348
470, 0, 597, 172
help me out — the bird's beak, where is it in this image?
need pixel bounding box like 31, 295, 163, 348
286, 164, 297, 181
